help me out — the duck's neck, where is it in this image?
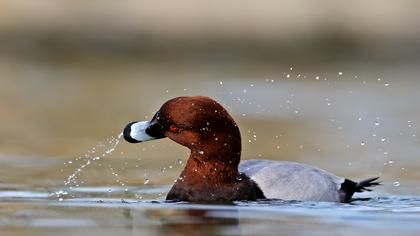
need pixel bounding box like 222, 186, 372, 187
180, 153, 239, 183
166, 129, 266, 201
180, 132, 242, 183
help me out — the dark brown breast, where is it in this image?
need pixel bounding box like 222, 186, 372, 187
166, 173, 265, 202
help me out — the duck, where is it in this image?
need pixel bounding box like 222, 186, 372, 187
123, 96, 379, 203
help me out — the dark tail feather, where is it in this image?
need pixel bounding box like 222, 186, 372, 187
340, 177, 380, 203
355, 177, 381, 192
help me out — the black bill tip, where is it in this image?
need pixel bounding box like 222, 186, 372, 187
123, 121, 141, 143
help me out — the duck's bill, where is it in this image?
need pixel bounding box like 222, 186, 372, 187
123, 120, 166, 143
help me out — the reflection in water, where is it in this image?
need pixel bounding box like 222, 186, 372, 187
151, 208, 240, 236
111, 203, 241, 235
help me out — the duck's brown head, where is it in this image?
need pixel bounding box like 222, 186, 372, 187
123, 96, 241, 163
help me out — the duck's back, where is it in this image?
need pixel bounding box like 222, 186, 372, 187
239, 159, 345, 202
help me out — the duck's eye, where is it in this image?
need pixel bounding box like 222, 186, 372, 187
169, 125, 179, 133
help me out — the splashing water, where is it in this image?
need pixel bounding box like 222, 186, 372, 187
57, 133, 124, 199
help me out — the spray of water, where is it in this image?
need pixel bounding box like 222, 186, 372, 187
55, 133, 124, 200
64, 133, 123, 186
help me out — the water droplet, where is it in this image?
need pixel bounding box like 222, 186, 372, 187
374, 121, 380, 126
144, 178, 150, 185
177, 159, 183, 165
338, 72, 343, 75
198, 151, 204, 155
384, 83, 390, 87
58, 198, 63, 201
360, 141, 366, 146
219, 81, 223, 85
381, 137, 386, 142
358, 117, 362, 121
393, 181, 400, 187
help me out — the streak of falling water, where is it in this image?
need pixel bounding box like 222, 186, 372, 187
58, 133, 124, 199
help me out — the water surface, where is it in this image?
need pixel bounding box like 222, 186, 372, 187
1, 184, 420, 236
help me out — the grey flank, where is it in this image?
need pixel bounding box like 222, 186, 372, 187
239, 160, 346, 202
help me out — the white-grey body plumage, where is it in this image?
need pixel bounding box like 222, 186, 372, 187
239, 159, 347, 202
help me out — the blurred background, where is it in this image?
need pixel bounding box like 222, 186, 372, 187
1, 1, 420, 194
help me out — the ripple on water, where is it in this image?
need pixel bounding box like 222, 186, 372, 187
1, 188, 420, 235
3, 187, 420, 213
